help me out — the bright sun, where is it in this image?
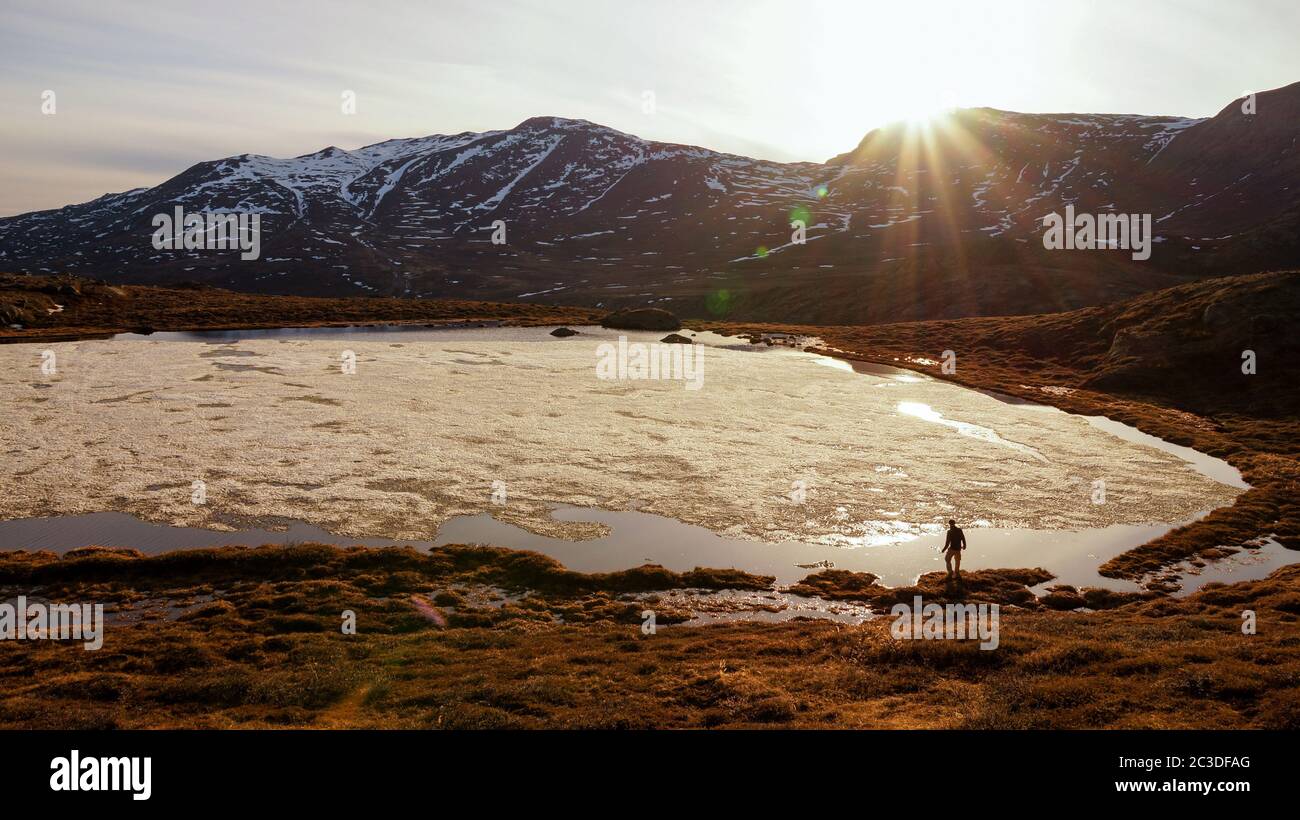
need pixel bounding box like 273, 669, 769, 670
878, 83, 962, 128
799, 3, 983, 153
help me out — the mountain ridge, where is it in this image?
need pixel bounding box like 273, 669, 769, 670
2, 83, 1298, 324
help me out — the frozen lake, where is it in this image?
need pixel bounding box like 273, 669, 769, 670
0, 324, 1255, 591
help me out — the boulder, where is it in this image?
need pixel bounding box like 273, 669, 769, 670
549, 327, 579, 337
660, 333, 693, 344
600, 308, 681, 331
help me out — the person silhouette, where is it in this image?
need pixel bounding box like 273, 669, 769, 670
942, 519, 966, 582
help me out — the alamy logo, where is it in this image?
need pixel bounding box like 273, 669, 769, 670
50, 750, 151, 801
890, 595, 1000, 650
1, 596, 103, 650
1042, 205, 1152, 261
151, 206, 261, 260
596, 336, 704, 390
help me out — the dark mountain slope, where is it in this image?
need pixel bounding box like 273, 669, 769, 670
2, 85, 1298, 323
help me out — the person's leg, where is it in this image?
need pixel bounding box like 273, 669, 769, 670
944, 550, 954, 577
953, 550, 962, 579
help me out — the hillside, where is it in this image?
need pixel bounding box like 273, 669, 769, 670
3, 84, 1298, 323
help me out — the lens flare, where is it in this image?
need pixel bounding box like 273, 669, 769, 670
410, 594, 447, 627
706, 289, 734, 317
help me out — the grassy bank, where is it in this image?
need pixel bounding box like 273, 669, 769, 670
1, 543, 1297, 729
0, 272, 603, 343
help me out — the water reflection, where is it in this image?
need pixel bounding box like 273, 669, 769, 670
1, 507, 1291, 597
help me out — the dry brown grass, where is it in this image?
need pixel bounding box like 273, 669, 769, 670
0, 272, 603, 343
2, 544, 1297, 729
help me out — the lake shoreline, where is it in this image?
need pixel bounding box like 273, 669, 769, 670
0, 325, 1249, 596
2, 272, 1292, 587
2, 272, 1297, 729
696, 274, 1300, 583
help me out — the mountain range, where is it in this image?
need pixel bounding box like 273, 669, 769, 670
2, 82, 1298, 324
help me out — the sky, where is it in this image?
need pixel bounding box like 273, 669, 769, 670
1, 0, 1298, 216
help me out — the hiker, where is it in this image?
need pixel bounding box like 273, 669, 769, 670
942, 519, 966, 581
